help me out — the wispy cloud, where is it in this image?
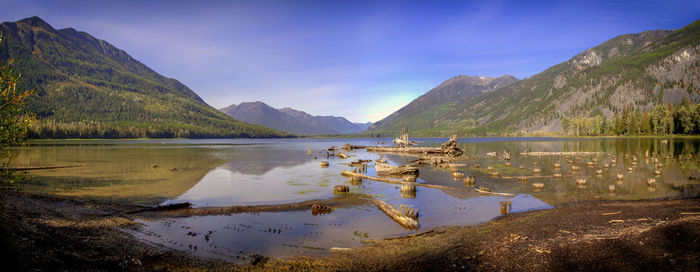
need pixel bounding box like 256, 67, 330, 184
2, 0, 699, 122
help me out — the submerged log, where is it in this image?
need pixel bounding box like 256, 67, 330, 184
520, 152, 604, 156
341, 171, 514, 196
130, 196, 369, 217
374, 161, 419, 175
372, 199, 419, 229
2, 164, 87, 171
366, 146, 444, 154
343, 171, 447, 190
340, 143, 369, 150
134, 202, 192, 212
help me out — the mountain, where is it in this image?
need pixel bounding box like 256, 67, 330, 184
220, 102, 370, 135
368, 19, 700, 136
367, 74, 519, 134
277, 107, 370, 134
0, 16, 291, 138
353, 122, 372, 131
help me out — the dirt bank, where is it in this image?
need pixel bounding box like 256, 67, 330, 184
1, 187, 698, 271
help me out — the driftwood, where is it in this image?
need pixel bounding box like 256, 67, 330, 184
128, 202, 193, 214
341, 171, 514, 196
374, 162, 419, 175
440, 135, 463, 157
2, 164, 87, 171
329, 247, 353, 253
366, 146, 444, 154
342, 171, 453, 190
361, 229, 443, 243
500, 175, 555, 180
368, 136, 462, 157
393, 127, 416, 147
474, 188, 515, 196
340, 143, 369, 150
128, 196, 369, 217
412, 156, 468, 167
519, 152, 604, 156
372, 199, 419, 229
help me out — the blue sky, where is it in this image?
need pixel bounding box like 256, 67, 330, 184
2, 0, 699, 122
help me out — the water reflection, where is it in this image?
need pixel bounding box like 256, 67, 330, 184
9, 138, 700, 262
221, 145, 314, 175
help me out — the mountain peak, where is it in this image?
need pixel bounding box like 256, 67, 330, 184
17, 16, 53, 29
369, 73, 519, 130
1, 16, 288, 138
368, 19, 699, 136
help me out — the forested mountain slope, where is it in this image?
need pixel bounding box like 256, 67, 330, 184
0, 16, 290, 138
368, 19, 699, 137
367, 75, 518, 135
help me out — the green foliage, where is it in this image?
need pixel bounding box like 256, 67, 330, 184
0, 33, 35, 178
0, 61, 34, 146
362, 19, 700, 137
561, 103, 700, 136
0, 17, 292, 139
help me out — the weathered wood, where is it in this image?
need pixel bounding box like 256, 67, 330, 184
519, 152, 604, 156
366, 146, 444, 154
340, 143, 369, 150
500, 175, 555, 180
2, 164, 87, 171
329, 247, 353, 253
374, 162, 419, 175
341, 171, 515, 196
393, 127, 415, 147
128, 196, 369, 217
342, 171, 449, 190
361, 229, 442, 243
474, 189, 514, 196
372, 199, 419, 229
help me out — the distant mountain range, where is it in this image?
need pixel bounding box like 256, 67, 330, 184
366, 19, 700, 136
5, 16, 698, 138
0, 16, 290, 138
220, 102, 371, 135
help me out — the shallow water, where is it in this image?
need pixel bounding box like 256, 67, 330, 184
9, 137, 700, 262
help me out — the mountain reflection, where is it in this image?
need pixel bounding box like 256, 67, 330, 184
221, 145, 315, 175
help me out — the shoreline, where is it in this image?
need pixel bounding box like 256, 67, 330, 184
20, 134, 700, 142
1, 187, 698, 271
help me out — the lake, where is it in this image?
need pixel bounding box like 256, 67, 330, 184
8, 137, 700, 262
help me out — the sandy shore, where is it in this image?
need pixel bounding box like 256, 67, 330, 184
1, 188, 698, 271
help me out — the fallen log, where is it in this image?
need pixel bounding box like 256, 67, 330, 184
500, 175, 555, 180
340, 143, 369, 150
519, 152, 604, 156
372, 199, 419, 229
474, 188, 515, 197
361, 229, 443, 243
128, 196, 370, 217
366, 146, 444, 155
374, 162, 419, 175
2, 164, 87, 171
341, 171, 515, 196
342, 171, 452, 190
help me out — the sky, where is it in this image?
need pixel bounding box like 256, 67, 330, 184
2, 0, 700, 123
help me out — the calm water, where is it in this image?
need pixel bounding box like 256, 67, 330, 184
9, 138, 700, 262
